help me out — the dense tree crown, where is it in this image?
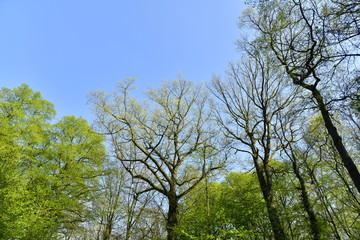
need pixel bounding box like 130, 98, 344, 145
1, 0, 359, 239
0, 84, 106, 239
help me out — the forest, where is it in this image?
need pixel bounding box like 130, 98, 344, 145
0, 0, 359, 239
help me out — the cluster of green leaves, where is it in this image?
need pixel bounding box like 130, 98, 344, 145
0, 84, 106, 239
177, 173, 272, 240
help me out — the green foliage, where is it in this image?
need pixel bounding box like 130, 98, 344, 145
0, 84, 106, 239
177, 173, 271, 240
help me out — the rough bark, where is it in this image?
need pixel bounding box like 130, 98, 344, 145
166, 193, 179, 240
311, 88, 360, 193
257, 170, 287, 240
254, 154, 287, 240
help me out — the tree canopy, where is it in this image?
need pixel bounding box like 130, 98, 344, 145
1, 1, 359, 238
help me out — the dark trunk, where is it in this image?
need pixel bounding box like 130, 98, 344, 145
102, 222, 112, 240
167, 194, 179, 240
102, 212, 114, 240
312, 88, 360, 194
254, 159, 287, 240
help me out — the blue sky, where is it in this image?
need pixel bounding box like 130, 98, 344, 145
0, 1, 246, 120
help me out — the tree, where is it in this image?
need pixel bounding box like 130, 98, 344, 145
90, 78, 226, 240
243, 0, 360, 193
277, 111, 360, 239
275, 111, 324, 239
212, 45, 298, 239
178, 172, 271, 240
0, 84, 106, 239
46, 116, 106, 237
0, 84, 56, 239
300, 115, 360, 238
88, 160, 160, 240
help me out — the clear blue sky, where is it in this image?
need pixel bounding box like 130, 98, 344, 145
0, 0, 246, 120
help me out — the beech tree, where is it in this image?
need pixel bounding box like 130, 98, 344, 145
90, 78, 226, 240
0, 84, 106, 239
0, 84, 55, 239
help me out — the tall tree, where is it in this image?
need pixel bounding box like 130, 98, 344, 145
0, 84, 56, 239
243, 0, 360, 192
0, 84, 106, 239
212, 46, 298, 239
276, 110, 324, 239
90, 78, 226, 240
46, 116, 106, 237
301, 115, 360, 238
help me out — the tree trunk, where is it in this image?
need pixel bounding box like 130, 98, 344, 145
167, 194, 179, 240
102, 216, 113, 240
312, 88, 360, 194
254, 161, 287, 240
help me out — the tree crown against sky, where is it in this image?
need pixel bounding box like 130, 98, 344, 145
1, 0, 359, 239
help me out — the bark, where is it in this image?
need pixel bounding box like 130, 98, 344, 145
312, 88, 360, 194
254, 155, 287, 240
102, 221, 112, 240
166, 193, 179, 240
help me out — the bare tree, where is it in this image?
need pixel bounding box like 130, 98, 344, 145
89, 78, 225, 240
212, 46, 299, 240
95, 165, 124, 240
89, 160, 156, 240
275, 109, 324, 240
243, 0, 360, 192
